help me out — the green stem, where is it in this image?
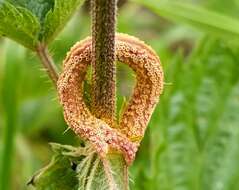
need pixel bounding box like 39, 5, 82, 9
36, 44, 59, 87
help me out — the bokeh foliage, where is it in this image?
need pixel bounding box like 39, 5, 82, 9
0, 0, 239, 189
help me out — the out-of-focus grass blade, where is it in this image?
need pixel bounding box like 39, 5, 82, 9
0, 40, 25, 190
133, 0, 239, 39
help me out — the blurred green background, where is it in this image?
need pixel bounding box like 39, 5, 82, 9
1, 0, 239, 189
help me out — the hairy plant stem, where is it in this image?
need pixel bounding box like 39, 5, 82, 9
91, 0, 129, 189
91, 0, 116, 125
36, 44, 59, 86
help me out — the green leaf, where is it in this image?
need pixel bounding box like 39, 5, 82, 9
0, 2, 40, 49
133, 0, 239, 39
29, 143, 80, 190
31, 143, 127, 190
0, 0, 85, 49
7, 0, 54, 23
202, 82, 239, 190
131, 36, 239, 190
42, 0, 85, 43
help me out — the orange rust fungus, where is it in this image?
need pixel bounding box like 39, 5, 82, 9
57, 33, 164, 165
